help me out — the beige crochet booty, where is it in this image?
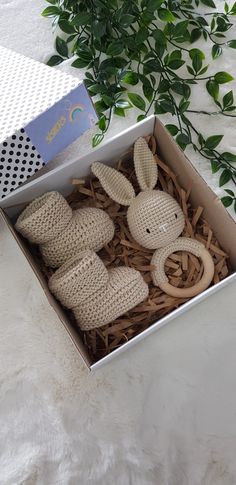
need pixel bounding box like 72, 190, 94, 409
15, 191, 115, 267
49, 250, 149, 330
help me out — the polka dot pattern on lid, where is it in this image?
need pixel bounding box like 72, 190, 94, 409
0, 129, 45, 199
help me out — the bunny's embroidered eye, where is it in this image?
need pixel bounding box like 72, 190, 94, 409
146, 228, 151, 234
174, 213, 178, 219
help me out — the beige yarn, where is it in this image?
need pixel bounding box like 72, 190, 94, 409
40, 207, 115, 268
133, 136, 158, 191
91, 137, 214, 297
49, 251, 149, 330
15, 191, 115, 268
127, 190, 185, 249
15, 192, 72, 244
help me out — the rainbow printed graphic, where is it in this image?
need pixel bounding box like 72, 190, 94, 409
69, 104, 85, 122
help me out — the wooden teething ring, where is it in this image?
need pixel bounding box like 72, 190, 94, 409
151, 237, 215, 298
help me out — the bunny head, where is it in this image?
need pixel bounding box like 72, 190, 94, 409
91, 137, 185, 250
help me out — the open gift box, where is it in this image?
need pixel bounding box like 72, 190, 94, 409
1, 115, 236, 370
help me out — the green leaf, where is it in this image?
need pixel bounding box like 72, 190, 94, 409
94, 100, 107, 114
158, 79, 170, 92
120, 14, 135, 26
152, 28, 166, 45
214, 72, 234, 84
102, 95, 114, 107
88, 84, 105, 94
212, 45, 222, 59
206, 79, 219, 99
47, 55, 64, 66
189, 48, 205, 60
205, 135, 223, 149
128, 93, 146, 111
219, 169, 231, 186
159, 99, 175, 114
165, 124, 179, 136
171, 82, 191, 99
107, 41, 124, 56
136, 27, 149, 44
221, 196, 233, 207
179, 99, 190, 113
173, 21, 189, 38
158, 8, 176, 22
224, 2, 229, 14
72, 12, 91, 26
168, 59, 185, 70
115, 99, 132, 109
192, 54, 202, 73
169, 50, 182, 61
228, 40, 236, 48
190, 28, 202, 43
55, 36, 68, 58
92, 133, 104, 147
211, 160, 221, 173
58, 20, 75, 34
187, 65, 195, 76
72, 58, 89, 68
98, 115, 106, 131
143, 83, 153, 102
147, 0, 164, 10
198, 66, 208, 75
222, 152, 236, 163
143, 59, 162, 74
41, 6, 61, 17
225, 189, 235, 197
201, 0, 216, 6
176, 133, 190, 145
137, 114, 146, 122
121, 71, 139, 85
223, 91, 233, 108
93, 21, 106, 38
114, 107, 125, 117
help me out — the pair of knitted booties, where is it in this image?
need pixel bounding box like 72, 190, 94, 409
15, 191, 148, 330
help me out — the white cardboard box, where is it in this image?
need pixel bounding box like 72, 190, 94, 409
0, 45, 97, 199
1, 115, 236, 370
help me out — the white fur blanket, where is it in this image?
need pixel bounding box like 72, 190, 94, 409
0, 1, 236, 484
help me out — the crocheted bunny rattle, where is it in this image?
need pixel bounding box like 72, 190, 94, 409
91, 137, 215, 298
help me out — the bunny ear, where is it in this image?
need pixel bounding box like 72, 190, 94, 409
133, 137, 158, 191
91, 162, 135, 206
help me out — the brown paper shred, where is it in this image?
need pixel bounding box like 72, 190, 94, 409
71, 178, 85, 186
31, 138, 231, 363
192, 206, 204, 227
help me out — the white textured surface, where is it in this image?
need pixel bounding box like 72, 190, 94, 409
0, 1, 236, 484
0, 45, 78, 142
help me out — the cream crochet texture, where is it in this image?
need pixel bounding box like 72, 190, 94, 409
91, 137, 214, 298
49, 251, 149, 330
15, 191, 115, 267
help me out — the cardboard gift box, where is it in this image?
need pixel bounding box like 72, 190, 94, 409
1, 115, 236, 370
0, 45, 97, 199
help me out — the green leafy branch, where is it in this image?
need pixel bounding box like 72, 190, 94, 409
42, 0, 236, 212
